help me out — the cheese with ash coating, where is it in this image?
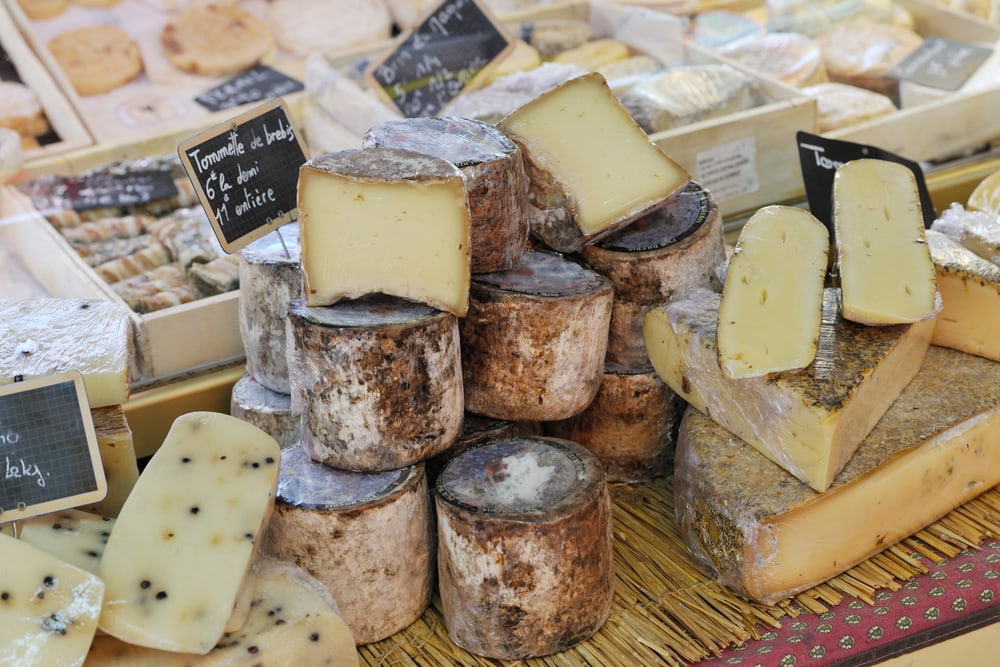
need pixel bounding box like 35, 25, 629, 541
239, 224, 301, 395
298, 148, 471, 316
675, 345, 1000, 604
362, 117, 529, 274
264, 444, 433, 645
230, 374, 299, 450
643, 287, 934, 491
460, 249, 613, 421
498, 72, 690, 252
434, 436, 614, 659
287, 295, 463, 471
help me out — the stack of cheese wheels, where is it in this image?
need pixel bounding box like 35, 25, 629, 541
434, 436, 614, 659
233, 224, 302, 449
264, 443, 434, 644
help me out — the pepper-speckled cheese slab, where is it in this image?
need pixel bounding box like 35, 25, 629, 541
97, 412, 280, 654
17, 508, 115, 575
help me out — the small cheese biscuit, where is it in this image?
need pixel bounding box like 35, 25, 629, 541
0, 82, 49, 137
160, 5, 274, 77
49, 26, 144, 96
15, 0, 68, 19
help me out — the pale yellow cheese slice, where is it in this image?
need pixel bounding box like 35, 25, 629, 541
967, 168, 1000, 217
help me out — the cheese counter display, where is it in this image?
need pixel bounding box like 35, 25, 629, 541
3, 2, 1000, 666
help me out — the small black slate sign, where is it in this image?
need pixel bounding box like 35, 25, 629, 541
62, 170, 179, 212
178, 98, 308, 254
890, 37, 992, 92
366, 0, 512, 118
195, 65, 304, 112
0, 372, 106, 524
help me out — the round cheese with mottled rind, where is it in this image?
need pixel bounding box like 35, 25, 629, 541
230, 373, 299, 450
363, 117, 529, 274
434, 436, 614, 659
287, 294, 463, 471
426, 411, 541, 483
580, 181, 725, 364
265, 443, 433, 645
544, 359, 684, 482
459, 249, 613, 421
239, 224, 301, 394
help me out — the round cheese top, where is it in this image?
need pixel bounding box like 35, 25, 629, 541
304, 147, 462, 183
276, 442, 419, 510
231, 374, 291, 413
473, 249, 609, 297
241, 223, 300, 265
288, 294, 443, 329
595, 180, 710, 252
436, 436, 600, 514
363, 117, 518, 167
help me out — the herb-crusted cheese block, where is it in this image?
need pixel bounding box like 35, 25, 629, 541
434, 436, 614, 659
497, 72, 690, 253
363, 117, 529, 274
239, 224, 301, 395
580, 180, 725, 364
97, 412, 280, 654
460, 249, 613, 421
230, 374, 299, 450
0, 297, 131, 407
264, 444, 434, 645
644, 288, 934, 491
717, 205, 830, 378
287, 295, 463, 471
0, 533, 104, 667
17, 508, 114, 574
298, 147, 471, 317
675, 345, 1000, 604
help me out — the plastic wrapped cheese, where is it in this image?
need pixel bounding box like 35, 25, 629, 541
719, 31, 828, 87
803, 81, 896, 132
931, 201, 1000, 265
815, 19, 923, 103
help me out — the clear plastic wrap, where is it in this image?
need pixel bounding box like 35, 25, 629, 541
767, 0, 893, 36
931, 201, 1000, 265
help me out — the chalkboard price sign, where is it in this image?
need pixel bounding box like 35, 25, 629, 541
889, 37, 992, 92
366, 0, 513, 118
62, 170, 179, 212
178, 98, 308, 254
195, 65, 304, 113
0, 372, 106, 524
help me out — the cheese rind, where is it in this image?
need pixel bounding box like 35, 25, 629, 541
717, 205, 830, 378
230, 374, 299, 450
298, 147, 471, 316
497, 72, 690, 252
833, 159, 937, 325
675, 345, 1000, 604
97, 412, 280, 654
644, 287, 934, 491
83, 405, 138, 517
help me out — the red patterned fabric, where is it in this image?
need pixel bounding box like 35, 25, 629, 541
699, 540, 1000, 666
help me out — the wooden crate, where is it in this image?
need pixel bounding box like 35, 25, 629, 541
0, 133, 245, 386
0, 2, 91, 164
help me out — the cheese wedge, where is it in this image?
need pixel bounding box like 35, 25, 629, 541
833, 159, 937, 325
927, 229, 1000, 362
717, 205, 830, 378
644, 287, 933, 491
97, 412, 280, 654
676, 345, 1000, 604
83, 405, 138, 517
17, 508, 114, 574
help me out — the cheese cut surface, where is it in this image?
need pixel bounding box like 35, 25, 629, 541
17, 508, 114, 575
298, 147, 471, 316
0, 297, 131, 407
927, 229, 1000, 362
83, 405, 138, 517
0, 532, 104, 667
497, 72, 690, 252
833, 159, 937, 325
675, 345, 1000, 604
643, 288, 934, 491
717, 205, 830, 378
85, 558, 359, 666
97, 412, 280, 654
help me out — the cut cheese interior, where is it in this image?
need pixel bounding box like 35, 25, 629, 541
298, 147, 471, 316
83, 405, 138, 517
644, 287, 934, 491
833, 158, 937, 325
17, 508, 114, 574
717, 205, 830, 378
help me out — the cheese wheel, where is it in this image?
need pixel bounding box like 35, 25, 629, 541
230, 373, 299, 450
580, 180, 725, 364
362, 117, 529, 274
265, 443, 434, 645
718, 31, 828, 88
544, 359, 684, 482
447, 62, 588, 124
239, 224, 301, 394
460, 249, 613, 421
803, 81, 896, 133
426, 411, 541, 483
816, 20, 923, 103
434, 436, 614, 659
287, 295, 463, 471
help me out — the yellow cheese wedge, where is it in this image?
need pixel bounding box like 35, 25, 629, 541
644, 287, 933, 491
833, 159, 937, 325
967, 169, 1000, 217
717, 205, 829, 378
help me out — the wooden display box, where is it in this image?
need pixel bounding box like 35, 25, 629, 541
0, 2, 91, 163
0, 132, 244, 387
